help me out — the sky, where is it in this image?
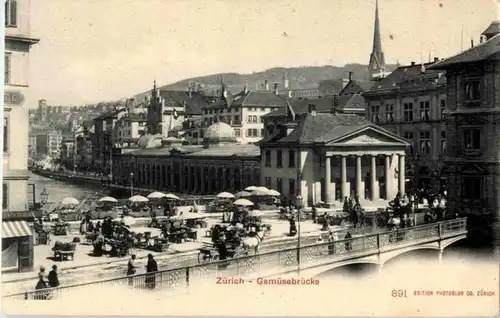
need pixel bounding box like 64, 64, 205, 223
28, 0, 499, 107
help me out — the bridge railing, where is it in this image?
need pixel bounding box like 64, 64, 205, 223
3, 218, 467, 300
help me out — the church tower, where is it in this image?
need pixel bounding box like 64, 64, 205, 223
368, 0, 387, 81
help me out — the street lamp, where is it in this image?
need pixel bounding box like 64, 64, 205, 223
296, 194, 303, 267
40, 189, 49, 205
130, 172, 134, 197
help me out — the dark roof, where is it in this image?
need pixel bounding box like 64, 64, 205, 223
260, 112, 408, 146
365, 63, 445, 94
482, 21, 500, 38
159, 91, 209, 115
203, 91, 287, 110
93, 108, 126, 120
429, 34, 500, 69
262, 94, 366, 118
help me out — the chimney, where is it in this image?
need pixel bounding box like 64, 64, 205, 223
264, 79, 269, 91
434, 57, 439, 62
188, 85, 192, 98
288, 90, 292, 98
274, 83, 279, 95
308, 104, 316, 116
471, 38, 474, 48
283, 73, 289, 89
411, 62, 416, 66
244, 80, 248, 94
197, 83, 202, 92
348, 72, 353, 81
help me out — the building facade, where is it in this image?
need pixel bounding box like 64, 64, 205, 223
259, 105, 409, 208
364, 61, 447, 190
112, 122, 260, 194
34, 129, 62, 159
3, 0, 39, 272
200, 82, 287, 144
429, 22, 500, 247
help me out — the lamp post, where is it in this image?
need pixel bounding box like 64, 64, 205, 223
40, 188, 49, 205
130, 172, 134, 197
296, 194, 303, 267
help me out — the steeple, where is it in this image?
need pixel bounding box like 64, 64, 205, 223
368, 0, 386, 81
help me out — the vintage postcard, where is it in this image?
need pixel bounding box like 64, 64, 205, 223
1, 0, 499, 316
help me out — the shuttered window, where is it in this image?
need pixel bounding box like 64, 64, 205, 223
4, 53, 11, 84
5, 0, 17, 28
2, 183, 8, 210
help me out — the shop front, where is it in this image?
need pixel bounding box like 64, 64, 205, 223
1, 220, 34, 273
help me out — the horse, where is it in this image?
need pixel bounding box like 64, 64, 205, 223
241, 229, 267, 255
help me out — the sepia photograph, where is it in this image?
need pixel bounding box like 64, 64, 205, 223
1, 0, 500, 316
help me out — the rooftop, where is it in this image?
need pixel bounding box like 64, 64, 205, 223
203, 90, 287, 110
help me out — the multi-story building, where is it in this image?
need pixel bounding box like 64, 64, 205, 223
201, 82, 287, 144
3, 0, 39, 272
34, 129, 62, 159
92, 108, 126, 174
364, 61, 447, 190
428, 22, 500, 247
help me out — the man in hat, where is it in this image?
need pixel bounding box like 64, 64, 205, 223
127, 254, 137, 285
48, 265, 60, 288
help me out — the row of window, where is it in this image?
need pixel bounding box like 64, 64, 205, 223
403, 131, 446, 155
232, 128, 265, 138
370, 100, 446, 123
264, 177, 296, 197
264, 149, 296, 168
203, 107, 279, 115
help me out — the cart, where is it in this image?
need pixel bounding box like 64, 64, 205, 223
52, 242, 76, 261
197, 242, 249, 264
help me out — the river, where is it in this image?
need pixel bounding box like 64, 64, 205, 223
28, 171, 104, 204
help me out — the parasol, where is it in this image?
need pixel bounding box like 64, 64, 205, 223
233, 198, 254, 206
128, 195, 149, 203
216, 192, 235, 199
267, 189, 281, 196
244, 186, 258, 191
234, 191, 252, 198
98, 196, 118, 203
147, 192, 167, 199
251, 187, 270, 196
164, 193, 180, 200
61, 197, 79, 206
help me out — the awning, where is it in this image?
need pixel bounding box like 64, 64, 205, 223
2, 221, 33, 238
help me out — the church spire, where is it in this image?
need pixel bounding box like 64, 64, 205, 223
368, 0, 386, 81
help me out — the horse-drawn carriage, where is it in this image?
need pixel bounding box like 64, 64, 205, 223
198, 241, 249, 264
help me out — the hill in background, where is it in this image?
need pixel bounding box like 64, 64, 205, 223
134, 63, 397, 100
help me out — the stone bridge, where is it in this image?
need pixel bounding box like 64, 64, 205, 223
4, 218, 468, 300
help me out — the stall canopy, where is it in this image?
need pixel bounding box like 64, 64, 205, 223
2, 221, 33, 238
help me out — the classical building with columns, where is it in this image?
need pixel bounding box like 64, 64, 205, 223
112, 122, 260, 194
259, 104, 409, 207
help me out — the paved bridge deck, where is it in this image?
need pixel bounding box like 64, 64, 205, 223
4, 218, 467, 300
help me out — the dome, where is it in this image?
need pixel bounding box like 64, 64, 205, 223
204, 122, 236, 143
137, 134, 165, 148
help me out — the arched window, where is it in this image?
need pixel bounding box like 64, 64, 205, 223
5, 0, 17, 28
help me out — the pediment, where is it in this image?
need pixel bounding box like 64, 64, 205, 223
330, 127, 408, 146
456, 115, 488, 125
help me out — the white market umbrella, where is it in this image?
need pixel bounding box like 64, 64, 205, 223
147, 192, 167, 199
252, 187, 270, 196
171, 211, 207, 220
235, 191, 252, 198
61, 197, 79, 206
217, 192, 235, 199
164, 193, 180, 200
248, 209, 266, 217
98, 196, 118, 203
245, 186, 258, 191
267, 189, 281, 196
129, 195, 149, 203
233, 198, 254, 206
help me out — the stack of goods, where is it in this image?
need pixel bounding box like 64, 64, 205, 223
53, 241, 77, 251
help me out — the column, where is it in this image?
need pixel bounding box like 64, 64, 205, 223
371, 155, 379, 200
200, 168, 206, 194
222, 169, 227, 191
340, 156, 348, 201
169, 166, 174, 191
398, 154, 406, 194
324, 157, 333, 204
385, 155, 391, 200
355, 156, 362, 198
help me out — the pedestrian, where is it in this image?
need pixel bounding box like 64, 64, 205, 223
289, 216, 297, 236
35, 266, 50, 300
48, 265, 60, 288
145, 253, 158, 289
127, 254, 137, 286
344, 231, 353, 251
